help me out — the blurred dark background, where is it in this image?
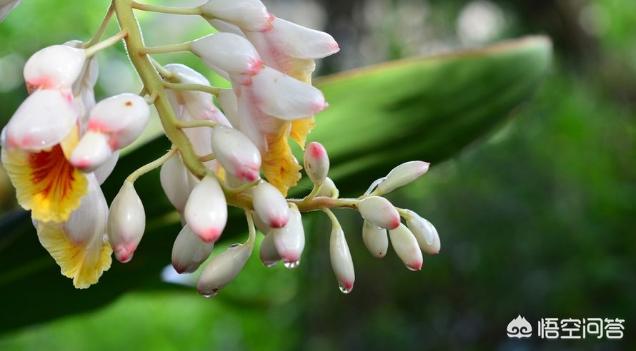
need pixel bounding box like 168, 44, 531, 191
0, 0, 634, 350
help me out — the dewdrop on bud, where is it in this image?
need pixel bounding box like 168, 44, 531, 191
271, 204, 304, 268
5, 89, 77, 151
199, 0, 272, 32
304, 142, 329, 185
184, 175, 228, 243
316, 177, 339, 198
191, 33, 263, 77
388, 224, 423, 271
357, 196, 401, 230
85, 93, 150, 149
23, 45, 85, 91
197, 241, 253, 298
160, 154, 198, 213
259, 233, 280, 267
329, 221, 354, 294
210, 126, 261, 182
375, 161, 430, 195
172, 225, 215, 274
362, 220, 388, 258
404, 210, 441, 255
107, 181, 146, 263
252, 181, 289, 229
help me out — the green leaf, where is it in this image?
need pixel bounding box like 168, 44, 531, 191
0, 36, 551, 332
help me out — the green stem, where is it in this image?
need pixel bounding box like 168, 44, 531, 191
85, 3, 115, 47
127, 148, 176, 182
113, 0, 207, 179
176, 119, 218, 129
290, 197, 358, 212
163, 82, 221, 96
142, 42, 192, 55
131, 1, 202, 15
85, 30, 128, 57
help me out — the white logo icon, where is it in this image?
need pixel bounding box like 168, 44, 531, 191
507, 315, 533, 338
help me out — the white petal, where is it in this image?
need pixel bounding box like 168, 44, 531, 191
316, 177, 339, 198
208, 19, 245, 37
251, 181, 289, 228
184, 175, 228, 243
259, 233, 280, 267
375, 161, 430, 195
65, 175, 108, 245
217, 89, 240, 127
358, 196, 401, 230
94, 152, 119, 185
107, 181, 146, 263
23, 45, 85, 91
210, 126, 261, 182
5, 89, 78, 151
250, 66, 327, 119
389, 224, 423, 271
160, 154, 199, 213
270, 204, 304, 264
197, 240, 253, 296
69, 131, 113, 172
362, 220, 388, 258
88, 93, 149, 149
304, 141, 329, 184
405, 210, 441, 255
172, 224, 214, 273
191, 33, 263, 77
330, 224, 354, 293
200, 0, 272, 32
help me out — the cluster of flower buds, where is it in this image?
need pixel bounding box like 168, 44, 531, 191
0, 0, 441, 295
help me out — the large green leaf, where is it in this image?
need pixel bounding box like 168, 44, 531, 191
0, 36, 551, 332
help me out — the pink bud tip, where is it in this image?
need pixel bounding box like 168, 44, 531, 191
26, 76, 54, 92
198, 227, 222, 243
308, 142, 326, 159
269, 217, 289, 229
260, 13, 276, 32
340, 280, 354, 291
311, 99, 328, 114
72, 158, 93, 171
247, 59, 264, 76
389, 216, 401, 230
115, 244, 137, 263
281, 252, 300, 263
172, 263, 186, 274
237, 168, 260, 182
408, 261, 423, 271
329, 41, 341, 52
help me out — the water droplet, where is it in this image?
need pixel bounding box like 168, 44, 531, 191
200, 289, 219, 299
338, 284, 352, 294
264, 260, 278, 268
406, 264, 421, 272
283, 260, 300, 269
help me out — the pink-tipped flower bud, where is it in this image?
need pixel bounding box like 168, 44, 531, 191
107, 181, 146, 263
388, 223, 423, 271
249, 66, 327, 119
172, 225, 215, 274
357, 196, 401, 230
270, 204, 304, 267
86, 93, 150, 150
199, 0, 272, 32
210, 126, 261, 182
316, 177, 339, 198
197, 240, 254, 297
64, 175, 108, 245
191, 33, 263, 77
375, 161, 430, 195
23, 45, 85, 92
259, 233, 280, 267
404, 210, 441, 255
252, 181, 290, 229
329, 221, 355, 294
304, 142, 329, 185
69, 131, 113, 172
184, 175, 228, 243
362, 220, 388, 258
5, 89, 78, 151
160, 154, 199, 213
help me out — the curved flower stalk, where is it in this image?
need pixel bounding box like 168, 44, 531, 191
0, 0, 443, 294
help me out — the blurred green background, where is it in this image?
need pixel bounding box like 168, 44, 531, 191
0, 0, 634, 350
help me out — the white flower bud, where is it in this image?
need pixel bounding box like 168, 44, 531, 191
362, 220, 388, 258
87, 93, 150, 149
259, 233, 280, 267
197, 241, 253, 297
160, 154, 199, 213
69, 131, 113, 171
64, 175, 108, 245
316, 177, 339, 198
270, 204, 304, 267
304, 142, 329, 184
252, 181, 289, 229
357, 196, 401, 230
5, 89, 78, 151
200, 0, 272, 32
172, 225, 214, 273
374, 161, 430, 195
404, 210, 441, 255
249, 66, 327, 118
388, 224, 423, 271
191, 33, 263, 77
210, 126, 261, 182
184, 175, 228, 243
0, 0, 21, 22
23, 45, 85, 91
94, 152, 119, 185
108, 181, 146, 263
329, 223, 354, 294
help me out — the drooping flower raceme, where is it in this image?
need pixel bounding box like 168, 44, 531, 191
0, 0, 442, 295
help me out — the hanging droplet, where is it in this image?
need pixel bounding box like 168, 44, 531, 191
283, 259, 300, 269
338, 284, 352, 294
406, 265, 420, 272
200, 288, 219, 299
264, 260, 278, 268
